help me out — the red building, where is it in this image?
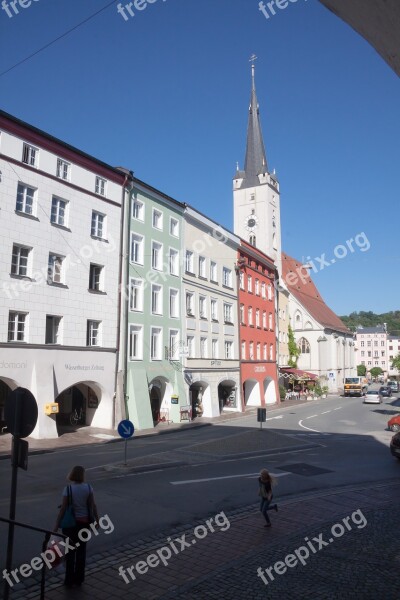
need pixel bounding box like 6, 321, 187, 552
237, 241, 279, 409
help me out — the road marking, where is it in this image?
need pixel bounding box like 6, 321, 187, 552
170, 472, 290, 485
299, 419, 320, 433
321, 411, 331, 414
266, 415, 284, 421
333, 407, 342, 411
306, 415, 318, 419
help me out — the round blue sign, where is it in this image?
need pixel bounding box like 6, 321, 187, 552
117, 420, 135, 439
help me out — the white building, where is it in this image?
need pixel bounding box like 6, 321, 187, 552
182, 206, 242, 417
355, 326, 388, 378
0, 110, 131, 438
387, 335, 400, 379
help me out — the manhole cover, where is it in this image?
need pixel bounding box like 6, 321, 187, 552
276, 463, 333, 476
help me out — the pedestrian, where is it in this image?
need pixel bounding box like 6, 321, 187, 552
54, 465, 99, 587
258, 468, 278, 528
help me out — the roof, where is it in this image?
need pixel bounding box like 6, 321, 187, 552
356, 326, 386, 334
280, 368, 318, 381
282, 253, 351, 335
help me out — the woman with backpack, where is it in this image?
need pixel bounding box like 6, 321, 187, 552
258, 468, 278, 527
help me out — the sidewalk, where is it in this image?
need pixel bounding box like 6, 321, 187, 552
0, 394, 322, 458
10, 478, 400, 599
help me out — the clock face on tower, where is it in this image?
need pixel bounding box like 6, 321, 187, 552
245, 214, 259, 232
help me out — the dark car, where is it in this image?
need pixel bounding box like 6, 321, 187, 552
379, 386, 392, 397
390, 432, 400, 460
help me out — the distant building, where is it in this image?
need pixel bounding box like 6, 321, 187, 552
387, 335, 400, 379
355, 325, 388, 378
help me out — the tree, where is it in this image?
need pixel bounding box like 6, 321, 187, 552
288, 325, 300, 368
370, 367, 383, 378
391, 354, 400, 372
357, 364, 366, 376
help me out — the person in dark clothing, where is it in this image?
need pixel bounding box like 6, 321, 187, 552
54, 466, 99, 587
258, 468, 278, 527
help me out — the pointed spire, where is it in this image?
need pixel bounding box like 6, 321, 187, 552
242, 56, 268, 187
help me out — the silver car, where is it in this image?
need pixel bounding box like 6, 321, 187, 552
363, 390, 383, 404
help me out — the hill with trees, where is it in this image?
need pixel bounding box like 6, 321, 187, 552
339, 311, 400, 335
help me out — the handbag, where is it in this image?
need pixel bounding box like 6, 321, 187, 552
46, 535, 66, 569
60, 486, 76, 528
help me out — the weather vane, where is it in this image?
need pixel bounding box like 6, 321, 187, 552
249, 54, 258, 64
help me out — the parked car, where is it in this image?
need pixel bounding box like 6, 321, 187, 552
387, 414, 400, 432
390, 432, 400, 460
363, 390, 383, 404
379, 386, 392, 397
388, 381, 399, 393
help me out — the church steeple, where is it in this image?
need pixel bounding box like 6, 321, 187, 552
242, 56, 268, 188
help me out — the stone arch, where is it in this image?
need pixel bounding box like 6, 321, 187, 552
263, 377, 277, 405
244, 379, 261, 407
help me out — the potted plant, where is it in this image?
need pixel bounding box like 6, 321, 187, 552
321, 385, 329, 399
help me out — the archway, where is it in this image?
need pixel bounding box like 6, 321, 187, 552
218, 379, 238, 413
244, 379, 261, 407
149, 377, 174, 425
189, 381, 211, 418
55, 383, 101, 433
264, 377, 277, 405
0, 377, 18, 433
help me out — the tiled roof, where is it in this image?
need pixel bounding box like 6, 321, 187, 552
356, 326, 386, 334
282, 253, 350, 335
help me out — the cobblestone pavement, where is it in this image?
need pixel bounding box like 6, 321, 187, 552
9, 479, 399, 600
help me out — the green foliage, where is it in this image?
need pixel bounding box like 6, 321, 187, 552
279, 385, 286, 400
357, 364, 367, 376
370, 367, 383, 378
391, 354, 400, 371
288, 325, 300, 368
340, 311, 400, 335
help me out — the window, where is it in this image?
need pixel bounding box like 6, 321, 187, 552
130, 278, 143, 311
57, 158, 70, 180
152, 241, 163, 270
368, 351, 372, 357
152, 208, 163, 230
248, 307, 253, 326
169, 289, 179, 318
187, 336, 195, 358
381, 341, 385, 347
45, 316, 61, 344
199, 256, 206, 278
268, 285, 272, 301
241, 341, 246, 359
186, 292, 194, 316
87, 320, 101, 346
95, 176, 106, 196
239, 271, 244, 290
269, 344, 274, 361
210, 261, 217, 282
169, 249, 179, 276
263, 311, 267, 329
48, 254, 64, 284
11, 244, 30, 277
8, 312, 27, 342
374, 351, 379, 358
225, 341, 233, 359
249, 235, 256, 247
261, 282, 266, 299
361, 341, 365, 347
211, 298, 218, 321
91, 211, 105, 238
150, 327, 162, 360
132, 198, 144, 221
151, 284, 163, 315
130, 234, 144, 264
222, 267, 232, 287
249, 342, 254, 359
199, 295, 207, 319
16, 183, 35, 215
269, 313, 273, 330
224, 303, 233, 324
129, 325, 143, 360
200, 337, 208, 358
240, 304, 245, 324
247, 275, 252, 293
361, 351, 365, 357
256, 309, 260, 328
22, 143, 37, 166
89, 264, 103, 291
299, 338, 310, 354
257, 342, 261, 360
255, 279, 260, 295
263, 343, 267, 360
212, 339, 218, 359
51, 197, 68, 227
186, 250, 194, 273
367, 341, 371, 347
169, 330, 179, 360
374, 341, 378, 347
381, 351, 385, 357
170, 217, 179, 237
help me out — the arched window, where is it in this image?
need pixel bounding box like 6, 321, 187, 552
298, 338, 310, 354
272, 233, 277, 251
249, 235, 256, 247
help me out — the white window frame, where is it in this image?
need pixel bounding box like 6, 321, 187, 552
239, 271, 244, 290
240, 304, 245, 324
212, 339, 218, 359
56, 158, 70, 181
129, 325, 143, 360
256, 309, 260, 328
263, 311, 267, 329
152, 208, 163, 230
256, 342, 261, 360
187, 335, 195, 358
170, 217, 179, 238
241, 340, 246, 360
22, 143, 38, 167
45, 315, 62, 345
210, 261, 218, 283
130, 278, 144, 312
255, 279, 260, 295
8, 311, 27, 342
224, 340, 233, 360
132, 198, 144, 221
211, 298, 218, 321
95, 176, 107, 196
269, 344, 274, 361
16, 183, 35, 215
51, 197, 68, 227
199, 256, 206, 278
223, 303, 233, 324
169, 248, 179, 276
130, 233, 144, 265
261, 282, 266, 299
150, 327, 162, 360
268, 284, 273, 301
48, 253, 64, 285
248, 307, 253, 326
169, 288, 179, 318
185, 250, 194, 273
89, 263, 104, 291
247, 275, 252, 293
269, 313, 273, 330
151, 241, 163, 271
87, 320, 101, 347
223, 267, 232, 288
11, 244, 31, 277
186, 292, 195, 316
91, 210, 106, 239
169, 329, 179, 360
200, 337, 208, 359
151, 284, 163, 315
263, 343, 267, 360
249, 342, 254, 360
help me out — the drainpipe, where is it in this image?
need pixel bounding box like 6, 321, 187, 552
114, 170, 134, 428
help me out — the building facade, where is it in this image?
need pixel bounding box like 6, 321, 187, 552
238, 241, 278, 407
355, 325, 388, 378
387, 335, 400, 379
0, 110, 130, 438
182, 206, 241, 417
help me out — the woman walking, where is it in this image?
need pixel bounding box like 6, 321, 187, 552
258, 468, 278, 527
54, 465, 99, 587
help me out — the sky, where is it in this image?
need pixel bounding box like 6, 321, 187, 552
0, 0, 399, 316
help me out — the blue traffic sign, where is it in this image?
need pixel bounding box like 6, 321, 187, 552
118, 420, 135, 439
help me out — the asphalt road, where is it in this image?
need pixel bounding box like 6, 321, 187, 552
1, 388, 399, 569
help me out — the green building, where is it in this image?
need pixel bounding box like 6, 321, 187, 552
125, 179, 187, 430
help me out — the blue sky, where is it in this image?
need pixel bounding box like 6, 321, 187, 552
1, 0, 399, 315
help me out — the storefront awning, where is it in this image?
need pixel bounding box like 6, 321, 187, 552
279, 368, 318, 381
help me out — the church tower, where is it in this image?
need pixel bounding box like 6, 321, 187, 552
233, 59, 282, 276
